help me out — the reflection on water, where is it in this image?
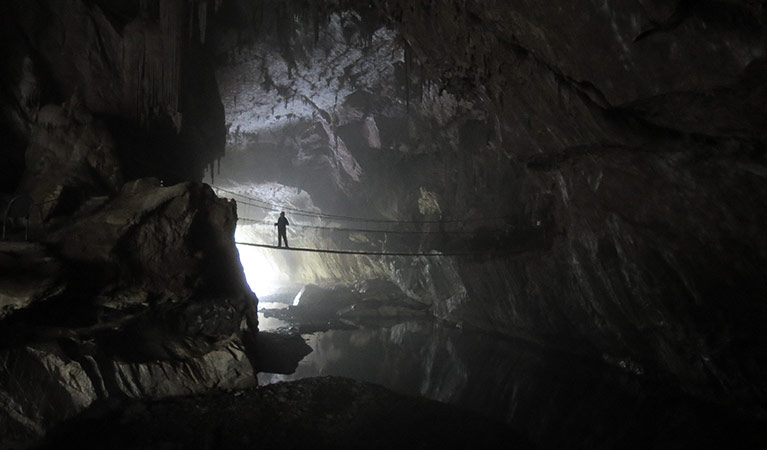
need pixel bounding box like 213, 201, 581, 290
257, 295, 297, 332
257, 313, 291, 331
257, 319, 764, 450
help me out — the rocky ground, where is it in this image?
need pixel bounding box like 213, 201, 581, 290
36, 376, 533, 450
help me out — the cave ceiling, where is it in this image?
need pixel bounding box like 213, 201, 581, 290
206, 0, 767, 219
216, 11, 400, 140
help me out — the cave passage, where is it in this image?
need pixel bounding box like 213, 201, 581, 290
236, 243, 292, 297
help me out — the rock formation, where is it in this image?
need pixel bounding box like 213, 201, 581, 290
211, 0, 767, 415
0, 179, 256, 447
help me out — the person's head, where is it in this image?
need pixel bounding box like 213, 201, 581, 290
280, 212, 285, 217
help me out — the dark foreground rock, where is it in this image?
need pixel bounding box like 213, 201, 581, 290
0, 179, 258, 448
38, 376, 533, 450
247, 331, 313, 375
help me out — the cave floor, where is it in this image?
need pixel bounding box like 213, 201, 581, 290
38, 376, 529, 450
31, 288, 767, 450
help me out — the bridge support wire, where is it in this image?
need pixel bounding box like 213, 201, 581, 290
234, 241, 488, 257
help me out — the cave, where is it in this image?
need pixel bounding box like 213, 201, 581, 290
1, 0, 767, 449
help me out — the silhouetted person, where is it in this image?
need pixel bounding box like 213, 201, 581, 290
275, 211, 289, 248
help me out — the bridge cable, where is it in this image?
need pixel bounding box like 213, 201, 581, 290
234, 241, 494, 257
236, 217, 490, 235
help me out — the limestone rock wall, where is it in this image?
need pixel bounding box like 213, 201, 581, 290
0, 3, 256, 447
0, 0, 226, 188
375, 0, 767, 411
211, 0, 767, 412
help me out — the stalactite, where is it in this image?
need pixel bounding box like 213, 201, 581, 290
172, 31, 179, 111
136, 37, 145, 121
418, 72, 426, 103
404, 40, 410, 112
313, 3, 320, 44
188, 0, 195, 40
198, 1, 208, 43
132, 0, 187, 125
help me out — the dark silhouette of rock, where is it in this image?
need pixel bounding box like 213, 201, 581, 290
38, 377, 535, 450
0, 179, 257, 446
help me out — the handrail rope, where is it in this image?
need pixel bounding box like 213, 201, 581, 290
232, 197, 362, 221
113, 158, 511, 225
236, 217, 496, 235
211, 185, 513, 224
104, 156, 513, 226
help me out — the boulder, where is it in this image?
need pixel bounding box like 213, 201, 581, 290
36, 178, 256, 359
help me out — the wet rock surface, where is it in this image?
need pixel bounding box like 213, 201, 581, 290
261, 283, 431, 334
37, 376, 533, 450
247, 331, 312, 375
